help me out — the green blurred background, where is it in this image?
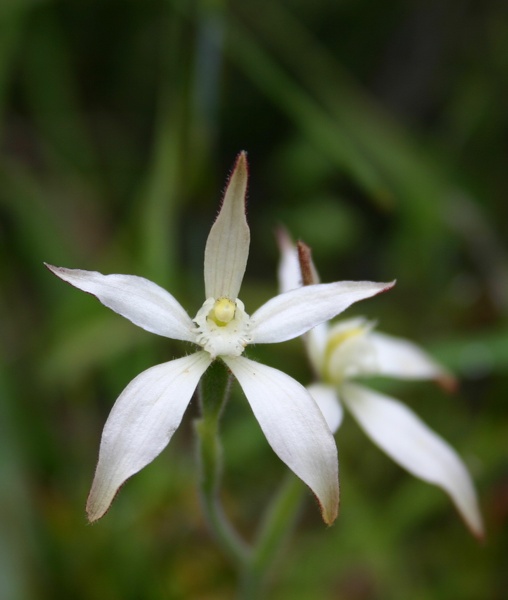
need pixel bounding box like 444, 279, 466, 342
1, 0, 507, 598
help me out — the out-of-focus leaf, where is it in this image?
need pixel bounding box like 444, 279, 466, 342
40, 313, 152, 387
0, 369, 38, 600
231, 2, 482, 278
225, 20, 393, 208
431, 328, 508, 378
21, 10, 101, 180
0, 1, 30, 132
0, 161, 77, 265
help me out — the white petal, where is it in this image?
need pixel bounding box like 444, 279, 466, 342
45, 264, 195, 342
204, 152, 250, 300
368, 331, 454, 385
307, 383, 343, 433
250, 280, 395, 344
341, 383, 484, 538
86, 352, 212, 521
276, 228, 302, 294
305, 323, 329, 376
223, 355, 339, 524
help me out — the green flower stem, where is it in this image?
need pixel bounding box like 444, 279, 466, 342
196, 360, 307, 595
196, 360, 251, 567
240, 474, 305, 599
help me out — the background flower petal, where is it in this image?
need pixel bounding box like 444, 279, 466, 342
250, 280, 394, 344
276, 227, 302, 294
223, 355, 339, 525
45, 264, 195, 341
86, 352, 212, 521
307, 383, 344, 434
341, 382, 484, 538
204, 152, 250, 300
305, 323, 329, 376
368, 331, 454, 386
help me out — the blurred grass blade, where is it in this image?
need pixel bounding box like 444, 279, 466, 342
0, 2, 29, 134
235, 1, 448, 217
22, 9, 100, 180
0, 160, 78, 266
0, 369, 39, 600
134, 12, 193, 284
40, 312, 152, 387
225, 19, 393, 208
230, 2, 468, 276
432, 327, 508, 378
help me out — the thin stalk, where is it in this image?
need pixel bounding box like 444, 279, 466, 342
240, 474, 305, 599
195, 360, 251, 567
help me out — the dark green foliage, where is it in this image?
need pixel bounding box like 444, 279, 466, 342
1, 0, 506, 597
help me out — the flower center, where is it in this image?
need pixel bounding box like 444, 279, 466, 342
193, 297, 251, 359
209, 298, 236, 326
322, 319, 377, 384
323, 327, 365, 367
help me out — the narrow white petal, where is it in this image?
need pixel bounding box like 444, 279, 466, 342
276, 228, 302, 294
45, 264, 195, 342
341, 383, 484, 538
307, 383, 343, 434
223, 356, 339, 524
305, 323, 329, 376
86, 352, 212, 521
204, 152, 250, 300
250, 280, 395, 344
368, 331, 455, 386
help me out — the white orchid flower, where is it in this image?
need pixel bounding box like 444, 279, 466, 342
277, 231, 484, 538
46, 153, 393, 524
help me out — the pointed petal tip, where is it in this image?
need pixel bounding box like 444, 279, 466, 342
437, 373, 459, 394
44, 262, 61, 275
380, 279, 397, 294
470, 520, 485, 543
86, 509, 102, 524
44, 263, 82, 282
86, 490, 114, 524
231, 151, 248, 181
44, 263, 81, 285
275, 225, 292, 249
86, 495, 106, 524
460, 493, 485, 542
321, 498, 339, 526
236, 149, 248, 163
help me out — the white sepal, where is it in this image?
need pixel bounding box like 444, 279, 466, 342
45, 264, 195, 342
204, 152, 250, 300
250, 280, 394, 344
368, 331, 453, 382
86, 351, 212, 522
305, 323, 329, 377
341, 382, 484, 538
223, 355, 339, 525
276, 227, 302, 294
307, 383, 343, 434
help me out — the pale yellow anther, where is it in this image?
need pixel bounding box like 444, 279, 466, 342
209, 298, 236, 326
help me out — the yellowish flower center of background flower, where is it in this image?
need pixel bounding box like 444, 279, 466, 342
322, 326, 367, 382
324, 327, 364, 361
208, 297, 236, 326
